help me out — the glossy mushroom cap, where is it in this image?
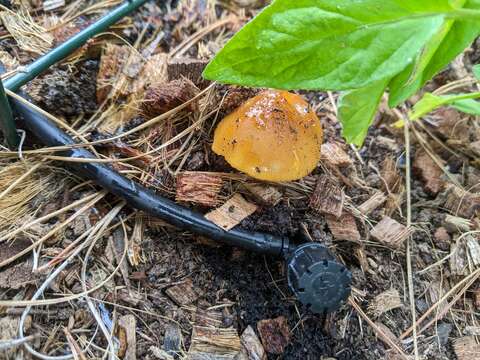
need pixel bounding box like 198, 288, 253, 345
212, 90, 323, 182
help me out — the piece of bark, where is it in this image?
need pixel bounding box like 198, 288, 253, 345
244, 184, 282, 206
194, 308, 223, 328
256, 316, 290, 355
444, 185, 480, 218
433, 107, 471, 142
450, 242, 469, 276
370, 217, 412, 250
176, 172, 224, 207
380, 156, 401, 193
205, 194, 258, 231
453, 336, 480, 360
368, 289, 402, 318
188, 326, 241, 359
309, 175, 344, 218
239, 325, 267, 360
118, 315, 137, 360
163, 324, 183, 356
321, 142, 353, 167
413, 150, 445, 195
167, 58, 209, 88
358, 192, 387, 215
326, 212, 361, 242
142, 78, 199, 118
466, 235, 480, 266
433, 227, 451, 251
96, 44, 130, 103
165, 278, 199, 306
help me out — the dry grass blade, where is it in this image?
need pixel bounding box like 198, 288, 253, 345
400, 268, 480, 340
0, 160, 60, 234
0, 191, 100, 243
170, 16, 237, 58
0, 7, 53, 54
0, 191, 106, 269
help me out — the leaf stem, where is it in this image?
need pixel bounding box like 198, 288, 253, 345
446, 8, 480, 20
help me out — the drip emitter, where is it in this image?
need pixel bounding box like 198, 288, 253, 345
0, 0, 351, 313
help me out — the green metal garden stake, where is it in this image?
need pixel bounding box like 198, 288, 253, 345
0, 0, 149, 148
0, 78, 19, 148
3, 0, 150, 92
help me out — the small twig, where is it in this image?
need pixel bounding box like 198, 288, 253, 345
393, 108, 419, 360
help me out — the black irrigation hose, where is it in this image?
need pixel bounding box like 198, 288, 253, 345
12, 93, 352, 314
11, 93, 294, 257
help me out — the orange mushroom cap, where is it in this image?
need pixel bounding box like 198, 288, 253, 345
212, 90, 323, 182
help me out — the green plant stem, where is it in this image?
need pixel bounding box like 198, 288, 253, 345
444, 91, 480, 101
447, 8, 480, 20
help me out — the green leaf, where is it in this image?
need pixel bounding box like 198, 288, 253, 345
409, 93, 451, 119
338, 79, 389, 146
203, 0, 451, 91
388, 0, 480, 107
409, 91, 480, 119
472, 64, 480, 80
452, 98, 480, 114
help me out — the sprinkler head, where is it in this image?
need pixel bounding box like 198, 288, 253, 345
287, 243, 351, 314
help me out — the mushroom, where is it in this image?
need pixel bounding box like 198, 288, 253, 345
213, 90, 323, 182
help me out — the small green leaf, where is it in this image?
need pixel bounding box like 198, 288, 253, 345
338, 79, 389, 146
409, 93, 450, 119
409, 91, 480, 119
203, 0, 450, 91
452, 98, 480, 114
472, 64, 480, 80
